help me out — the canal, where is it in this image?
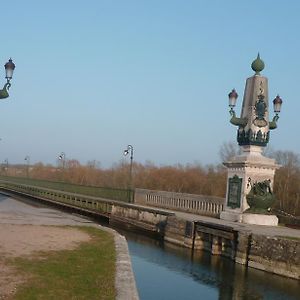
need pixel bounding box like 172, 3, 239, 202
1, 194, 299, 299
119, 231, 300, 300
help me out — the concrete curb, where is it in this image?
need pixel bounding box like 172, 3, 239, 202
95, 225, 139, 300
114, 233, 139, 300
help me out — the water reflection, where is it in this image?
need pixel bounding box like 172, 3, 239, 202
121, 230, 300, 300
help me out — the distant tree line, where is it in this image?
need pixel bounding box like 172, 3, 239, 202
2, 143, 299, 216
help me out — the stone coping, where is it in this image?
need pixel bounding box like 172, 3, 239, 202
92, 225, 139, 300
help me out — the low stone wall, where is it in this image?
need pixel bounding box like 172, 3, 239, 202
248, 235, 300, 279
164, 216, 237, 258
110, 205, 172, 236
135, 188, 225, 217
164, 216, 195, 248
164, 216, 300, 280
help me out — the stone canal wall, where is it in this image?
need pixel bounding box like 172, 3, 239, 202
248, 234, 300, 279
164, 215, 300, 280
110, 204, 172, 236
164, 216, 195, 249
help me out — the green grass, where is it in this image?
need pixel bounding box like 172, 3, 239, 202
0, 175, 133, 202
11, 226, 116, 300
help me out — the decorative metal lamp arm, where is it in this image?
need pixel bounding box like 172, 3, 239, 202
269, 115, 279, 130
269, 95, 283, 130
230, 113, 248, 127
228, 89, 248, 127
0, 83, 11, 99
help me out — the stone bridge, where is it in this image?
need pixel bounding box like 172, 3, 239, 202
0, 179, 299, 280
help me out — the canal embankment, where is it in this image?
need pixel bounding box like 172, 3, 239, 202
115, 205, 300, 279
0, 194, 139, 299
0, 182, 299, 280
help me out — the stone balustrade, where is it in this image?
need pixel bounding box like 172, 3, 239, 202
135, 188, 225, 217
0, 181, 173, 228
0, 180, 119, 216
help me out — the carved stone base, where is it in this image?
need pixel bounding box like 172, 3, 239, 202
220, 211, 242, 222
221, 145, 280, 224
241, 213, 278, 226
220, 211, 278, 226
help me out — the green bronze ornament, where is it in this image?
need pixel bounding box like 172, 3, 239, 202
251, 53, 265, 75
269, 115, 279, 130
0, 83, 11, 99
229, 110, 248, 127
237, 128, 270, 146
228, 55, 283, 147
246, 178, 276, 213
253, 95, 268, 127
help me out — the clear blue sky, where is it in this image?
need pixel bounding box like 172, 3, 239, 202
2, 1, 299, 167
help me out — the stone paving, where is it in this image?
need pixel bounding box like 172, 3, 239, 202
174, 210, 300, 238
134, 202, 300, 238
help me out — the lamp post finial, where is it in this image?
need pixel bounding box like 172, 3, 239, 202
251, 53, 265, 75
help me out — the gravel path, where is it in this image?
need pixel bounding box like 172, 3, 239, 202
0, 194, 93, 299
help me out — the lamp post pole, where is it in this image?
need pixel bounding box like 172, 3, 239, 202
123, 145, 134, 202
0, 58, 15, 100
4, 159, 8, 175
24, 155, 30, 178
58, 152, 66, 181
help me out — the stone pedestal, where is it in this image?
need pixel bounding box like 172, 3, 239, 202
220, 145, 279, 225
241, 213, 278, 226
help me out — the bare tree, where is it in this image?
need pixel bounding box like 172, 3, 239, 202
219, 141, 240, 162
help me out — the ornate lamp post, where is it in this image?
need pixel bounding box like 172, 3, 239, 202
58, 152, 66, 181
220, 54, 283, 226
4, 159, 8, 175
58, 152, 66, 169
123, 144, 134, 202
24, 155, 30, 178
0, 58, 16, 99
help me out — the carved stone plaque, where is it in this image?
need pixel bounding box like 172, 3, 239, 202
227, 175, 242, 209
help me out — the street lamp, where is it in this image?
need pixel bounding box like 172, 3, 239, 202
228, 89, 238, 114
24, 155, 30, 178
58, 152, 66, 182
123, 145, 134, 201
4, 159, 8, 175
0, 58, 15, 99
220, 54, 284, 224
227, 54, 283, 141
58, 152, 66, 169
272, 95, 283, 121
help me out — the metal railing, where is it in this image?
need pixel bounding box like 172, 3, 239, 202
0, 175, 133, 203
0, 180, 173, 220
0, 180, 117, 216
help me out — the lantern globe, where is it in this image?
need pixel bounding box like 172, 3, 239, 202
273, 95, 283, 113
4, 58, 15, 80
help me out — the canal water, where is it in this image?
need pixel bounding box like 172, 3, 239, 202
121, 231, 300, 300
1, 194, 299, 300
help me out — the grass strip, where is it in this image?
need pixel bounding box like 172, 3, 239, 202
0, 175, 132, 202
12, 226, 116, 300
